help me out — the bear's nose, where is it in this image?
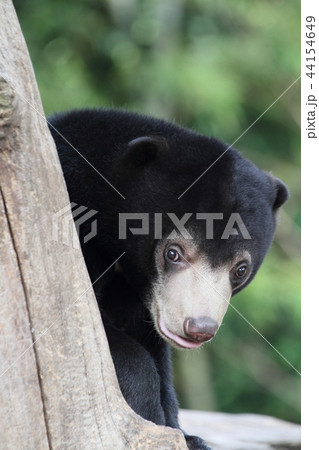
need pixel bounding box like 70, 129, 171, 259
183, 317, 219, 343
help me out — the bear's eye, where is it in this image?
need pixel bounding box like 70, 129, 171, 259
230, 262, 250, 287
235, 264, 247, 279
165, 248, 181, 263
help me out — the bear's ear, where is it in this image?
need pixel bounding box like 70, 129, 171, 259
125, 136, 168, 165
272, 176, 289, 209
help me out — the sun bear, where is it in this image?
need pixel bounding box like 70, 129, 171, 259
49, 109, 288, 449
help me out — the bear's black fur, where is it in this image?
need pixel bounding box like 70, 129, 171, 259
49, 109, 288, 450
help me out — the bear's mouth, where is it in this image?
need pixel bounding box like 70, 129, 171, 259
158, 316, 202, 349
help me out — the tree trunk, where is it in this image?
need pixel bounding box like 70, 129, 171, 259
0, 1, 186, 448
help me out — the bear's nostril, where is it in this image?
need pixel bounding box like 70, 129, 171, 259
183, 317, 219, 342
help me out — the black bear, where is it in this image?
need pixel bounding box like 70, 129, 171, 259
49, 109, 288, 450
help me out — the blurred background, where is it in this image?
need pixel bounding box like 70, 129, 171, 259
13, 0, 300, 423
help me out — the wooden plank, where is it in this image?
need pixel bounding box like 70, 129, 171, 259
179, 410, 301, 450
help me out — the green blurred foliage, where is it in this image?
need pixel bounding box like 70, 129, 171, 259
14, 0, 300, 423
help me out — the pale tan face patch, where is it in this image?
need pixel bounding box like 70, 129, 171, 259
150, 235, 251, 348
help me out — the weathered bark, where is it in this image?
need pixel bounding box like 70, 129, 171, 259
0, 1, 186, 448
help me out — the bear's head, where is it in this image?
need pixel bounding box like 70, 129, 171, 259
53, 110, 288, 350
110, 130, 288, 349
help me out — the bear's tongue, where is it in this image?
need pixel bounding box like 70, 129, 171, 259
158, 317, 202, 349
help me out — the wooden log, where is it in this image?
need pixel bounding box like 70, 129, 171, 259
0, 1, 186, 448
179, 410, 301, 450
